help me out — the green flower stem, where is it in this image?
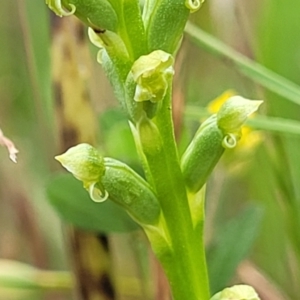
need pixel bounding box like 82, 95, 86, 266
138, 89, 210, 300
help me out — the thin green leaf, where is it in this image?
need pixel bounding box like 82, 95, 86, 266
185, 106, 300, 135
184, 22, 300, 106
207, 205, 264, 294
247, 116, 300, 135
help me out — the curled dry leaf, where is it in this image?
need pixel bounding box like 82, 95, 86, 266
0, 128, 18, 163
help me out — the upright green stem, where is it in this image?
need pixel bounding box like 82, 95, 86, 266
139, 89, 210, 300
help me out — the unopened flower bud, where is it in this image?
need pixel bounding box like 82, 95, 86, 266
217, 96, 263, 133
55, 143, 105, 190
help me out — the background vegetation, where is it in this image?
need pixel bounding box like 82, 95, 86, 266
0, 0, 300, 299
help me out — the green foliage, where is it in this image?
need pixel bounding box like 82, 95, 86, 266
208, 205, 264, 294
2, 0, 300, 299
185, 22, 300, 106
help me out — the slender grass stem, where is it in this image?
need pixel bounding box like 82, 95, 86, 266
185, 105, 300, 136
185, 22, 300, 106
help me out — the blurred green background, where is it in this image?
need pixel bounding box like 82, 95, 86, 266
1, 0, 300, 299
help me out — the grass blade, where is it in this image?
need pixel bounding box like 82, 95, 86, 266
184, 22, 300, 106
185, 106, 300, 136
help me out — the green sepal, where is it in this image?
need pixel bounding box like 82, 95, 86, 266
181, 115, 225, 193
61, 0, 118, 32
143, 0, 190, 53
88, 28, 132, 80
88, 27, 133, 114
121, 0, 147, 60
102, 158, 161, 226
124, 72, 145, 122
96, 49, 127, 109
